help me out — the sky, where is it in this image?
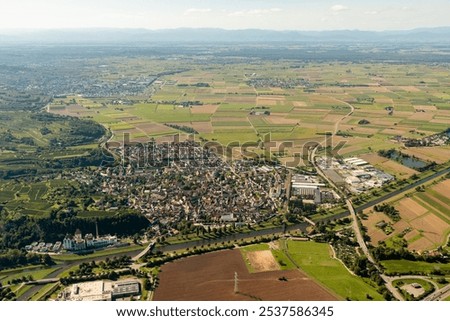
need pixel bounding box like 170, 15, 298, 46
0, 0, 449, 31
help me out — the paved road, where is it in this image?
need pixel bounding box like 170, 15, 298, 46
423, 283, 450, 301
17, 248, 143, 301
157, 222, 309, 253
17, 223, 310, 301
132, 242, 155, 261
346, 198, 404, 301
379, 273, 445, 301
316, 166, 450, 222
353, 167, 450, 213
385, 275, 440, 290
346, 200, 376, 263
309, 100, 406, 301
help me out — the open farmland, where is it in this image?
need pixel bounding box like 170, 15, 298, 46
154, 248, 336, 301
381, 260, 450, 275
362, 178, 450, 252
285, 241, 384, 301
47, 61, 450, 165
360, 153, 418, 179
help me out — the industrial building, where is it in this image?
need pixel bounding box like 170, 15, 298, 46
63, 229, 118, 252
59, 279, 141, 301
317, 156, 394, 194
290, 174, 335, 204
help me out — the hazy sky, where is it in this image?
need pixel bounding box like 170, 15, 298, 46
0, 0, 449, 31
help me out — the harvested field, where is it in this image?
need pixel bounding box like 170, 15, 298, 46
404, 229, 421, 242
256, 98, 277, 106
432, 180, 450, 197
360, 153, 418, 178
363, 211, 392, 244
154, 249, 336, 301
293, 101, 307, 107
135, 123, 174, 134
375, 98, 394, 104
393, 86, 422, 92
408, 112, 434, 121
402, 147, 450, 164
190, 121, 214, 133
266, 115, 299, 125
392, 220, 410, 233
409, 238, 434, 252
410, 214, 447, 244
344, 126, 379, 134
414, 105, 437, 111
190, 104, 218, 114
245, 250, 280, 272
397, 198, 427, 219
323, 113, 348, 123
380, 128, 407, 135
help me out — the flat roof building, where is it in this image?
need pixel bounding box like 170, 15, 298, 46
322, 169, 345, 187
59, 279, 141, 301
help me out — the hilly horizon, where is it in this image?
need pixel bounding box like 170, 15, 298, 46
1, 26, 450, 44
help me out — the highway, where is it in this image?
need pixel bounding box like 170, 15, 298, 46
318, 166, 450, 222
423, 283, 450, 301
17, 248, 143, 301
16, 95, 450, 301
309, 99, 407, 301
157, 222, 308, 253
16, 222, 310, 301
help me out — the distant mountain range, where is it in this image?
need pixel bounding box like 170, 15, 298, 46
1, 27, 450, 44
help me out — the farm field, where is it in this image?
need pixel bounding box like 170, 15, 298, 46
47, 62, 450, 163
154, 240, 385, 301
154, 248, 337, 301
0, 111, 105, 173
360, 153, 418, 179
381, 260, 450, 275
362, 178, 450, 252
285, 241, 384, 301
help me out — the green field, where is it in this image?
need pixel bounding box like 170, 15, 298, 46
381, 260, 450, 275
285, 241, 384, 301
53, 244, 144, 262
0, 267, 59, 284
45, 62, 450, 163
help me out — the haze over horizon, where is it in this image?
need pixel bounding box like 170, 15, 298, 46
1, 0, 450, 31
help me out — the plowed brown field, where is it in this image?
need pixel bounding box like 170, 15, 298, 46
154, 249, 337, 301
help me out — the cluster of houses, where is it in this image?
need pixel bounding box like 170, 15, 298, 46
24, 241, 62, 253
402, 128, 450, 147
247, 77, 311, 89
66, 141, 289, 234
24, 229, 119, 254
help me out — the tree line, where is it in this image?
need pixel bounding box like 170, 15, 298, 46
0, 208, 150, 250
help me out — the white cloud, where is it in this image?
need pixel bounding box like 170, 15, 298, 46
228, 8, 282, 17
184, 8, 212, 16
330, 5, 348, 12
364, 11, 378, 15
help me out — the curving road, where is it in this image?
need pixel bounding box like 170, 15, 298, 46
309, 99, 406, 300
423, 283, 450, 301
17, 248, 143, 301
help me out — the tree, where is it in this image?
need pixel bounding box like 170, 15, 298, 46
143, 278, 152, 290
